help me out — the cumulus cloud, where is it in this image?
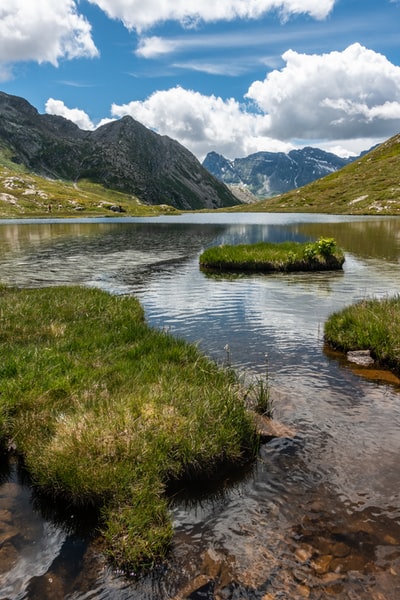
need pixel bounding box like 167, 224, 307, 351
45, 44, 400, 160
246, 43, 400, 141
135, 36, 180, 59
109, 44, 400, 159
88, 0, 335, 32
0, 0, 98, 68
111, 86, 292, 160
45, 99, 95, 130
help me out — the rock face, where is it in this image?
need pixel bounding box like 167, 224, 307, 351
203, 148, 357, 198
0, 92, 239, 210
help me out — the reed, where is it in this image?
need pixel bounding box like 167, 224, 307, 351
0, 285, 258, 571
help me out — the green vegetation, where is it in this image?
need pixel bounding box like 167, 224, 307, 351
0, 147, 179, 218
2, 132, 400, 217
0, 285, 258, 571
199, 237, 344, 273
226, 133, 400, 215
324, 295, 400, 373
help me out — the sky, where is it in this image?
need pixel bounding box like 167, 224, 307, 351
1, 0, 400, 161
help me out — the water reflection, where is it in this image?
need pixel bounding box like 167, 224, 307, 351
296, 217, 400, 260
1, 213, 400, 599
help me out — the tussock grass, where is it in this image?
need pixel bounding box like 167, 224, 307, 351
199, 238, 344, 273
0, 285, 257, 571
324, 295, 400, 373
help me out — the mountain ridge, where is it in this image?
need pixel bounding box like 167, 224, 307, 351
0, 91, 239, 211
203, 147, 357, 198
231, 132, 400, 215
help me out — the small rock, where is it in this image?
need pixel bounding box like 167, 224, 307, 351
347, 350, 374, 366
311, 554, 333, 574
0, 541, 19, 572
331, 542, 350, 558
294, 583, 311, 598
253, 414, 296, 443
295, 545, 314, 563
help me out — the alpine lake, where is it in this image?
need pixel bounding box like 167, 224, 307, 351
1, 212, 400, 600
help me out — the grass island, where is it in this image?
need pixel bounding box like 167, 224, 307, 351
199, 237, 345, 273
324, 295, 400, 374
0, 285, 260, 572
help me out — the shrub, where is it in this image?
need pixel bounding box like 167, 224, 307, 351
316, 237, 337, 257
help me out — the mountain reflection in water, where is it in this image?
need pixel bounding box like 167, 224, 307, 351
0, 213, 400, 599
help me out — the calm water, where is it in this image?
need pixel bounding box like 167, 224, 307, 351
1, 213, 400, 599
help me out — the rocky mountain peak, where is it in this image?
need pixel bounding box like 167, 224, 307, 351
203, 147, 357, 198
0, 91, 239, 211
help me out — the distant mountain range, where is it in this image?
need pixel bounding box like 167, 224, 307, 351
236, 132, 400, 215
0, 91, 239, 211
202, 147, 360, 199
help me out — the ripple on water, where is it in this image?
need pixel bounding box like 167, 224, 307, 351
1, 216, 400, 598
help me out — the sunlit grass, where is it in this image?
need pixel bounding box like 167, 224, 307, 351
224, 133, 400, 215
199, 238, 344, 273
0, 285, 258, 571
0, 155, 180, 218
324, 295, 400, 372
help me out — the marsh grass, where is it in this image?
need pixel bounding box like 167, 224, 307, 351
324, 295, 400, 373
199, 238, 344, 273
0, 285, 258, 571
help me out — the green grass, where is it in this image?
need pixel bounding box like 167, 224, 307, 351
2, 132, 400, 218
0, 147, 180, 218
0, 284, 258, 572
324, 295, 400, 373
199, 238, 345, 273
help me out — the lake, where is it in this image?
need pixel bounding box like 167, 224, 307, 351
1, 213, 400, 599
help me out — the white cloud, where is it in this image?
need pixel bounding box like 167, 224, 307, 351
172, 60, 250, 76
88, 0, 335, 32
110, 44, 400, 160
135, 36, 180, 59
311, 138, 384, 158
246, 43, 400, 141
0, 63, 13, 82
0, 0, 98, 68
111, 86, 292, 160
46, 43, 400, 161
45, 99, 95, 130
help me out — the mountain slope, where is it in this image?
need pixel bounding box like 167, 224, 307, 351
235, 133, 400, 214
0, 91, 239, 211
203, 148, 354, 198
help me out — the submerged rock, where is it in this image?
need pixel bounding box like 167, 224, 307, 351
253, 414, 296, 443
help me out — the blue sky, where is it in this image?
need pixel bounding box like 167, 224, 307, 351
1, 0, 400, 160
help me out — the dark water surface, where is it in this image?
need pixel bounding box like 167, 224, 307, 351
1, 213, 400, 599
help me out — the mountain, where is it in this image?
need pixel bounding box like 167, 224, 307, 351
234, 133, 400, 215
0, 91, 239, 211
203, 148, 355, 198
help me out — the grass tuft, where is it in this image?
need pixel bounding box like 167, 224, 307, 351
0, 285, 258, 572
324, 295, 400, 373
199, 238, 344, 273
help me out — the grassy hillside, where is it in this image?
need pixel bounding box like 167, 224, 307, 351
0, 146, 179, 218
232, 133, 400, 215
2, 132, 400, 218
